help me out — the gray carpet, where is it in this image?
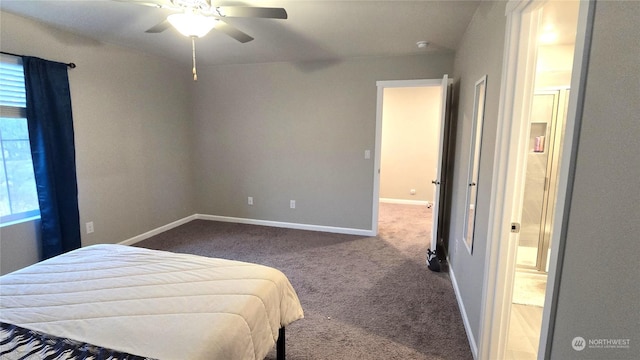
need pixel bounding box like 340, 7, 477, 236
135, 203, 473, 360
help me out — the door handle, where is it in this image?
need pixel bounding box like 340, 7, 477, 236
432, 180, 440, 185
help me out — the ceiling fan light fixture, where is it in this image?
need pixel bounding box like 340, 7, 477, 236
167, 12, 217, 37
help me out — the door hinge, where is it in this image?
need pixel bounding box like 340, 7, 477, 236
511, 222, 521, 233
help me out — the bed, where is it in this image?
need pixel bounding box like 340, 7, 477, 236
0, 244, 304, 360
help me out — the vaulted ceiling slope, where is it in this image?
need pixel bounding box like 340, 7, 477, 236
1, 0, 481, 66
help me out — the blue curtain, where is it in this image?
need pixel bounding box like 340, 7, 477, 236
22, 56, 81, 260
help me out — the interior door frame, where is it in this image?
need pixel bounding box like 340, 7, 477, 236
372, 78, 446, 236
477, 1, 595, 359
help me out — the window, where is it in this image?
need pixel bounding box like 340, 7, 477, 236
0, 56, 40, 225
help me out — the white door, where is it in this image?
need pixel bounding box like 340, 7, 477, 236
430, 74, 450, 252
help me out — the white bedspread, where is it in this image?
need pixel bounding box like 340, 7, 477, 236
0, 244, 304, 360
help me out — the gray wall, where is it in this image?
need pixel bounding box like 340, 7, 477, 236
447, 0, 507, 346
549, 1, 640, 358
191, 55, 453, 230
0, 219, 40, 274
0, 11, 195, 273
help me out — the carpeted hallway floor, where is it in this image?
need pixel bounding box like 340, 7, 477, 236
135, 203, 473, 360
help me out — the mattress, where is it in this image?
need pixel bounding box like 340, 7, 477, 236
0, 244, 304, 359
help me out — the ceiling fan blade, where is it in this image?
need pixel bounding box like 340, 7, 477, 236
214, 21, 254, 43
216, 6, 288, 20
145, 19, 171, 33
113, 0, 162, 8
113, 0, 180, 10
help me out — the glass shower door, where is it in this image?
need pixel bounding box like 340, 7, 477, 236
516, 90, 567, 271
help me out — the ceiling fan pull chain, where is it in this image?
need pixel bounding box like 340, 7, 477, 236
191, 36, 198, 81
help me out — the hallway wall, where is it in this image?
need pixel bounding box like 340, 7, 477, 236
447, 1, 507, 352
380, 86, 441, 203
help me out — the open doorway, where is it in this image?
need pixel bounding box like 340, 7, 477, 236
372, 78, 451, 259
374, 84, 443, 260
476, 0, 589, 359
379, 86, 441, 207
506, 2, 579, 360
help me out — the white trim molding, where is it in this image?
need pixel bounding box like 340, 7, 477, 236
372, 77, 450, 238
196, 214, 375, 237
379, 198, 431, 207
119, 215, 197, 246
376, 79, 442, 88
477, 3, 534, 358
449, 265, 479, 359
120, 214, 374, 247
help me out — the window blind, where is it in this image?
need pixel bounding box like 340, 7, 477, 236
0, 59, 27, 111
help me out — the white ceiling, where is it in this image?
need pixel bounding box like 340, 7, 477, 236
1, 0, 482, 66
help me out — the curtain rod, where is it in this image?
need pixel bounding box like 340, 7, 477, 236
0, 51, 76, 68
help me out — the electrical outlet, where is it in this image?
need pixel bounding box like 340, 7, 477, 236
86, 221, 94, 234
290, 200, 296, 209
248, 196, 253, 205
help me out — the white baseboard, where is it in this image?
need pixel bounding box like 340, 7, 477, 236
379, 198, 430, 206
119, 214, 197, 246
119, 214, 374, 246
196, 214, 375, 237
449, 264, 479, 359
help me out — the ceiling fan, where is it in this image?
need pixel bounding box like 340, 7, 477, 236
118, 0, 288, 79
